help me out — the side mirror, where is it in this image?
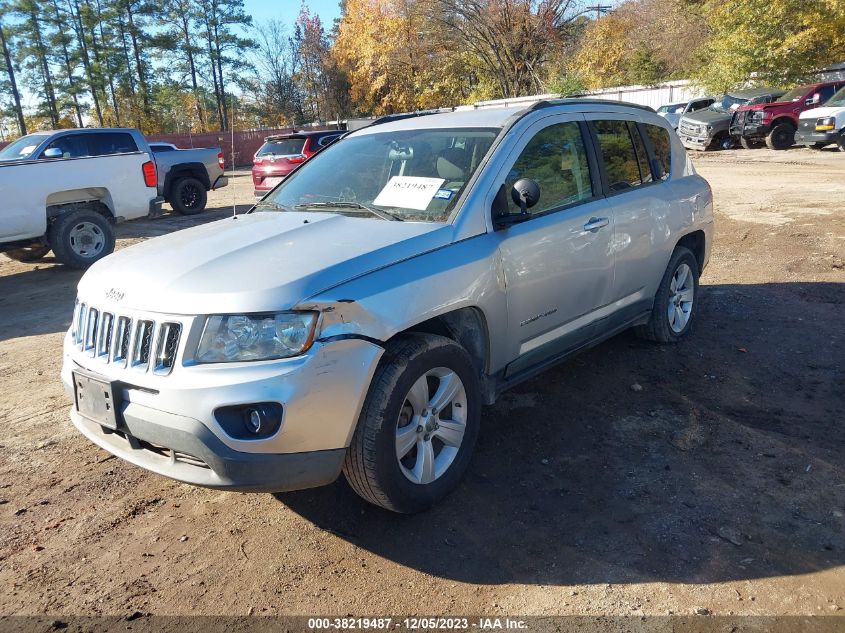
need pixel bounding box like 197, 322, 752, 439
511, 178, 540, 213
493, 179, 541, 229
43, 147, 62, 159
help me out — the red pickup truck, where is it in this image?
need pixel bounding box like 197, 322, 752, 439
730, 81, 845, 149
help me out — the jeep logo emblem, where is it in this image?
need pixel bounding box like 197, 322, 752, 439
105, 288, 124, 302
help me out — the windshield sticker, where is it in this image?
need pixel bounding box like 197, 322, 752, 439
373, 176, 445, 210
434, 189, 454, 200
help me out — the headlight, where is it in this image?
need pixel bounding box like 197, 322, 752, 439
816, 117, 836, 131
196, 312, 318, 362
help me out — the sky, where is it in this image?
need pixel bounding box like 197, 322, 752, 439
243, 0, 342, 29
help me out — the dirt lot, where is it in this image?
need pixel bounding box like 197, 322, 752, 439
0, 148, 843, 621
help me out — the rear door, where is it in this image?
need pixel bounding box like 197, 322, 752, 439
584, 115, 671, 311
491, 115, 617, 376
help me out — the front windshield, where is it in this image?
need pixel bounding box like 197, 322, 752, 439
255, 127, 499, 222
777, 86, 810, 102
826, 86, 845, 108
713, 95, 749, 112
657, 104, 684, 114
0, 134, 50, 162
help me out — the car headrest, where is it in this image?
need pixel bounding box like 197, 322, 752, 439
436, 148, 468, 181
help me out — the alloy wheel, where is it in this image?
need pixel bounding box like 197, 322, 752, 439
668, 262, 694, 333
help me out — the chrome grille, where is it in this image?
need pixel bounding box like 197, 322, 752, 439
72, 303, 182, 376
679, 120, 701, 136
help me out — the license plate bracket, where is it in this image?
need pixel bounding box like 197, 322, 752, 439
72, 370, 120, 430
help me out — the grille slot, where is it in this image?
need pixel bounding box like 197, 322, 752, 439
97, 312, 114, 358
71, 302, 182, 375
153, 323, 182, 375
84, 308, 99, 353
132, 320, 155, 369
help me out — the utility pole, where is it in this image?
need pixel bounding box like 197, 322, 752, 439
586, 4, 612, 19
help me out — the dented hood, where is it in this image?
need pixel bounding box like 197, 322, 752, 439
77, 211, 451, 314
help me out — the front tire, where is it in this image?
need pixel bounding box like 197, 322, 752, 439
636, 246, 700, 344
765, 122, 795, 150
170, 177, 207, 215
48, 208, 115, 269
343, 333, 481, 513
4, 244, 51, 262
740, 137, 763, 150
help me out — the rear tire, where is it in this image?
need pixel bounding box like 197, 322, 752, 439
170, 177, 207, 215
4, 244, 51, 262
765, 122, 795, 150
48, 208, 114, 269
635, 246, 700, 344
343, 333, 481, 513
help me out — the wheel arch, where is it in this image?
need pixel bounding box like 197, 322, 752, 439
46, 189, 116, 221
163, 163, 210, 198
770, 116, 797, 130
675, 229, 706, 273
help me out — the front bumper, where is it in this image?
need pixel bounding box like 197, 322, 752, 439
679, 134, 712, 151
731, 122, 770, 140
71, 404, 345, 492
63, 331, 383, 491
795, 129, 838, 146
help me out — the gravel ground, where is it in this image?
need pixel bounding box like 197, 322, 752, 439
0, 149, 843, 621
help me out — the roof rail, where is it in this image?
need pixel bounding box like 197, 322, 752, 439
368, 107, 457, 127
530, 97, 656, 113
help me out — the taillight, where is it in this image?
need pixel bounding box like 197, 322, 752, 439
142, 161, 157, 188
218, 151, 225, 170
288, 155, 306, 164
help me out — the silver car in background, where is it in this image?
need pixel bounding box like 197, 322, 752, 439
62, 99, 713, 513
657, 97, 715, 129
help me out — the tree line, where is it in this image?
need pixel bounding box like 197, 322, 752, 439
1, 0, 844, 139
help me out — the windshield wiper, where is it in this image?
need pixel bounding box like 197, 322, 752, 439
294, 201, 402, 221
253, 200, 290, 212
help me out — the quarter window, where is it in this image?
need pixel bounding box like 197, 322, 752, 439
642, 124, 671, 181
505, 121, 593, 215
592, 120, 645, 192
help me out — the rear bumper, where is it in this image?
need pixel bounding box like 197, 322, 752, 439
149, 196, 165, 217
795, 129, 839, 146
71, 404, 346, 492
212, 175, 229, 190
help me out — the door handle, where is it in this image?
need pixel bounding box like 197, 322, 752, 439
583, 217, 609, 231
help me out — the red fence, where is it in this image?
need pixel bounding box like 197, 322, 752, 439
0, 126, 344, 166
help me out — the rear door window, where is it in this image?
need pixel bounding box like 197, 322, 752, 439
591, 120, 645, 192
257, 139, 305, 157
88, 132, 138, 156
642, 124, 671, 181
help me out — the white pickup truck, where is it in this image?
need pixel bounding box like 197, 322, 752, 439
0, 128, 164, 268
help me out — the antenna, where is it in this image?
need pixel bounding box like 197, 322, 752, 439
231, 100, 237, 219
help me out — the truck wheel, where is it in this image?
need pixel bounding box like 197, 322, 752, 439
48, 208, 115, 269
170, 177, 207, 215
4, 244, 51, 262
343, 333, 481, 513
739, 137, 763, 150
765, 122, 795, 150
635, 246, 699, 344
837, 133, 845, 153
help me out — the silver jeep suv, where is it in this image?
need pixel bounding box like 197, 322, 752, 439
62, 98, 713, 513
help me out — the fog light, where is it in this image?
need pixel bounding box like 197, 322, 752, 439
214, 402, 283, 440
246, 409, 263, 434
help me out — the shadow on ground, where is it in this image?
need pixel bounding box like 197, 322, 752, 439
277, 281, 844, 587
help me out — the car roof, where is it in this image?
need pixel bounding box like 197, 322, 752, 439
265, 130, 342, 141
349, 98, 656, 136
727, 87, 784, 98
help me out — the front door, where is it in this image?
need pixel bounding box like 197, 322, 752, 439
490, 116, 616, 376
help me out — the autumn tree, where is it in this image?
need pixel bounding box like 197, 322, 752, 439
0, 1, 26, 135
693, 0, 845, 92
